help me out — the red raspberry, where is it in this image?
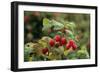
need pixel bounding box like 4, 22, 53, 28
72, 44, 77, 50
69, 40, 75, 45
61, 37, 67, 45
49, 39, 55, 47
54, 35, 61, 42
42, 48, 49, 54
66, 44, 71, 49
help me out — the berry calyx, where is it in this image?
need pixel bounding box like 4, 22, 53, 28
55, 42, 60, 48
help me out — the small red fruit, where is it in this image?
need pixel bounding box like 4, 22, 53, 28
72, 44, 77, 50
54, 35, 61, 42
69, 40, 74, 45
49, 39, 55, 47
61, 37, 67, 45
24, 16, 30, 23
66, 44, 71, 49
42, 48, 49, 54
66, 39, 77, 50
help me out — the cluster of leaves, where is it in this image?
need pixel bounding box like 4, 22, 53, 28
24, 12, 90, 62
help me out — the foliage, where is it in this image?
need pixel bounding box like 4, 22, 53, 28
24, 11, 90, 61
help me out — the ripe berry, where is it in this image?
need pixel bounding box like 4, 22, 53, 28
69, 40, 75, 45
49, 39, 55, 47
54, 35, 61, 42
42, 48, 49, 54
61, 37, 67, 45
66, 44, 71, 49
72, 44, 77, 50
67, 40, 77, 50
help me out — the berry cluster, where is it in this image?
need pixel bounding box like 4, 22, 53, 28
42, 35, 77, 55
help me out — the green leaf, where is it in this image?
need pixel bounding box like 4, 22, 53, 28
76, 50, 89, 59
64, 50, 69, 56
51, 19, 64, 30
67, 52, 77, 59
43, 18, 52, 30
